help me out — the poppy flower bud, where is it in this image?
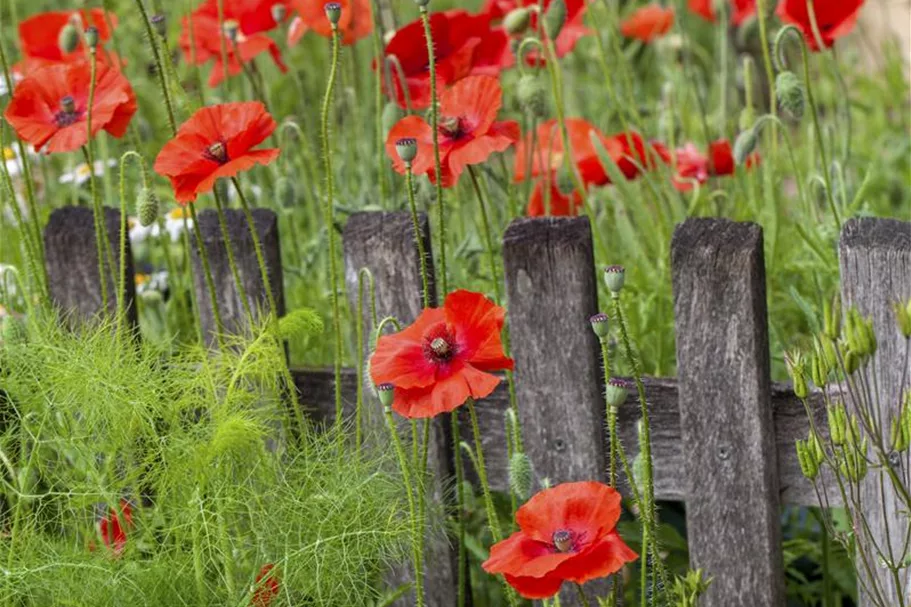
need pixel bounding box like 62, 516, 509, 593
222, 20, 240, 42
827, 402, 847, 446
324, 3, 342, 25
555, 164, 574, 195
733, 128, 758, 166
604, 378, 629, 409
58, 23, 80, 54
376, 383, 395, 410
382, 102, 404, 135
516, 74, 547, 117
604, 265, 625, 294
271, 4, 287, 23
775, 71, 805, 119
542, 0, 567, 41
504, 8, 532, 36
589, 313, 610, 340
275, 177, 296, 208
151, 14, 167, 37
738, 107, 755, 133
84, 26, 100, 50
508, 452, 533, 499
137, 187, 160, 227
893, 299, 911, 339
413, 0, 431, 7
395, 137, 419, 164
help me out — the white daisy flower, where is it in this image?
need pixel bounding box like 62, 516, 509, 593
164, 206, 193, 242
128, 216, 160, 245
59, 159, 118, 185
135, 271, 169, 295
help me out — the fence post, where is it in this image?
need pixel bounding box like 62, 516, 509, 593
44, 206, 137, 327
341, 211, 458, 607
189, 208, 284, 345
671, 218, 784, 606
501, 216, 606, 605
839, 217, 911, 606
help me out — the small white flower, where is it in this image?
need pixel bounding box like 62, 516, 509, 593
59, 159, 118, 185
136, 270, 169, 295
2, 146, 23, 178
164, 206, 193, 242
128, 216, 159, 245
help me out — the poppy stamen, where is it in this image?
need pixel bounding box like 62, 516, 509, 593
204, 141, 229, 164
439, 116, 465, 140
429, 337, 452, 359
54, 95, 80, 127
552, 529, 574, 553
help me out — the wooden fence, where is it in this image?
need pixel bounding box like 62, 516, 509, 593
41, 205, 911, 607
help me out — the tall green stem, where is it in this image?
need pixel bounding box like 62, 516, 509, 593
134, 0, 176, 133
213, 187, 255, 325
404, 163, 431, 308
467, 166, 501, 302
189, 203, 226, 349
84, 50, 113, 312
231, 178, 278, 317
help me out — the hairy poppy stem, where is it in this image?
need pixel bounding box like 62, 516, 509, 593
574, 582, 592, 607
467, 166, 501, 302
371, 11, 388, 203
355, 268, 377, 450
84, 50, 112, 312
188, 202, 227, 349
116, 151, 149, 338
134, 0, 177, 134
231, 177, 278, 319
212, 186, 255, 325
321, 23, 345, 425
404, 163, 431, 308
754, 0, 779, 158
0, 132, 42, 303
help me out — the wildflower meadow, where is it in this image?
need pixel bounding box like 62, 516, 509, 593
0, 0, 909, 606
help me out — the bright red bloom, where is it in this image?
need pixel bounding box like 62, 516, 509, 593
670, 138, 758, 191
153, 102, 280, 204
484, 0, 592, 63
776, 0, 864, 50
483, 481, 637, 599
251, 564, 280, 607
98, 500, 134, 556
514, 119, 614, 186
288, 0, 373, 46
688, 0, 756, 26
381, 11, 509, 110
385, 75, 519, 188
18, 9, 117, 64
526, 178, 584, 217
4, 61, 136, 154
180, 9, 287, 87
370, 290, 514, 419
620, 4, 675, 41
192, 0, 291, 36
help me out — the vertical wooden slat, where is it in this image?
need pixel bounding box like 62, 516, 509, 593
44, 206, 137, 327
342, 211, 458, 607
190, 208, 284, 344
671, 218, 784, 606
501, 216, 605, 605
839, 217, 911, 607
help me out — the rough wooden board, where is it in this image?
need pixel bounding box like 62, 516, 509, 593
189, 208, 284, 345
44, 206, 137, 328
840, 217, 911, 607
671, 218, 785, 606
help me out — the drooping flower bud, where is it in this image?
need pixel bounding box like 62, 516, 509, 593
504, 8, 532, 36
382, 102, 404, 135
275, 177, 296, 208
137, 187, 160, 227
395, 137, 419, 164
516, 73, 547, 117
604, 378, 629, 410
58, 23, 80, 54
84, 26, 100, 50
151, 14, 167, 37
508, 452, 533, 499
733, 128, 758, 165
776, 71, 805, 119
604, 265, 625, 294
271, 3, 287, 23
542, 0, 567, 41
589, 313, 610, 340
376, 383, 395, 410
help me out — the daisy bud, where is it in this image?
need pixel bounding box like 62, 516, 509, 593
377, 383, 395, 410
542, 0, 567, 41
137, 187, 160, 227
589, 313, 609, 340
604, 378, 629, 410
151, 14, 167, 37
775, 71, 805, 119
84, 26, 100, 50
324, 2, 342, 25
382, 102, 404, 135
222, 20, 240, 42
516, 74, 547, 117
604, 265, 625, 294
275, 177, 297, 208
58, 23, 80, 54
894, 298, 911, 339
504, 8, 531, 36
508, 452, 533, 500
395, 137, 419, 164
733, 128, 758, 165
271, 3, 287, 23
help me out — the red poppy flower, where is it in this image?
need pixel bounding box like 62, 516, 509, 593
514, 119, 614, 187
192, 0, 291, 36
370, 289, 514, 419
98, 499, 134, 556
288, 0, 373, 46
775, 0, 864, 50
385, 75, 519, 187
251, 564, 280, 607
688, 0, 756, 26
4, 61, 136, 154
526, 178, 584, 217
670, 138, 758, 191
484, 0, 592, 64
620, 4, 675, 42
180, 10, 287, 87
153, 102, 280, 204
483, 481, 637, 599
380, 11, 509, 110
18, 9, 118, 63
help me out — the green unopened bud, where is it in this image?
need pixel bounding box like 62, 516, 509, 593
733, 128, 758, 165
508, 452, 534, 499
604, 265, 625, 294
151, 14, 167, 37
504, 8, 531, 36
58, 23, 80, 54
376, 383, 395, 410
604, 378, 629, 409
891, 416, 909, 452
843, 347, 860, 375
785, 350, 808, 399
848, 414, 862, 449
776, 71, 805, 119
271, 3, 287, 23
137, 187, 160, 227
395, 137, 418, 164
275, 177, 296, 208
517, 74, 547, 117
827, 402, 847, 446
324, 2, 342, 25
823, 296, 841, 340
555, 164, 574, 195
84, 26, 100, 49
413, 0, 431, 6
808, 430, 825, 465
796, 440, 819, 481
382, 102, 404, 134
589, 313, 610, 340
738, 107, 755, 133
894, 299, 911, 338
542, 0, 566, 41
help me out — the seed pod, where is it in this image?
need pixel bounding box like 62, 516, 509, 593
891, 416, 909, 452
517, 74, 547, 117
84, 26, 100, 49
137, 187, 160, 227
58, 23, 80, 54
823, 295, 841, 340
589, 313, 609, 340
504, 8, 531, 36
508, 452, 534, 500
542, 0, 567, 41
796, 440, 818, 481
808, 431, 825, 465
776, 71, 805, 119
271, 4, 287, 23
376, 383, 395, 410
604, 265, 625, 294
604, 378, 629, 410
785, 350, 808, 399
395, 137, 419, 164
324, 2, 342, 25
827, 402, 847, 446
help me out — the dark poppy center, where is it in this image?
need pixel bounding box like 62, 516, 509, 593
54, 95, 80, 127
423, 324, 457, 364
204, 141, 229, 164
439, 117, 466, 140
552, 529, 574, 553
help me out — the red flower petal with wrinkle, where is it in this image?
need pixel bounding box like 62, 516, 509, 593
98, 500, 133, 556
19, 9, 117, 63
620, 4, 675, 42
776, 0, 863, 50
526, 177, 583, 217
251, 563, 280, 607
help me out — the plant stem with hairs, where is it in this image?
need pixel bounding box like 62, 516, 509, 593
467, 166, 501, 302
404, 161, 431, 308
188, 203, 226, 349
231, 178, 278, 318
134, 0, 176, 133
213, 186, 255, 326
116, 151, 150, 337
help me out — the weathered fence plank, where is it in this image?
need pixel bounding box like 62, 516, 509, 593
190, 208, 284, 345
671, 218, 785, 606
341, 211, 457, 607
44, 206, 137, 327
840, 217, 911, 607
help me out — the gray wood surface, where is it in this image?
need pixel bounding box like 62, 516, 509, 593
671, 218, 785, 606
341, 211, 457, 607
189, 208, 284, 345
44, 206, 137, 328
840, 217, 911, 607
